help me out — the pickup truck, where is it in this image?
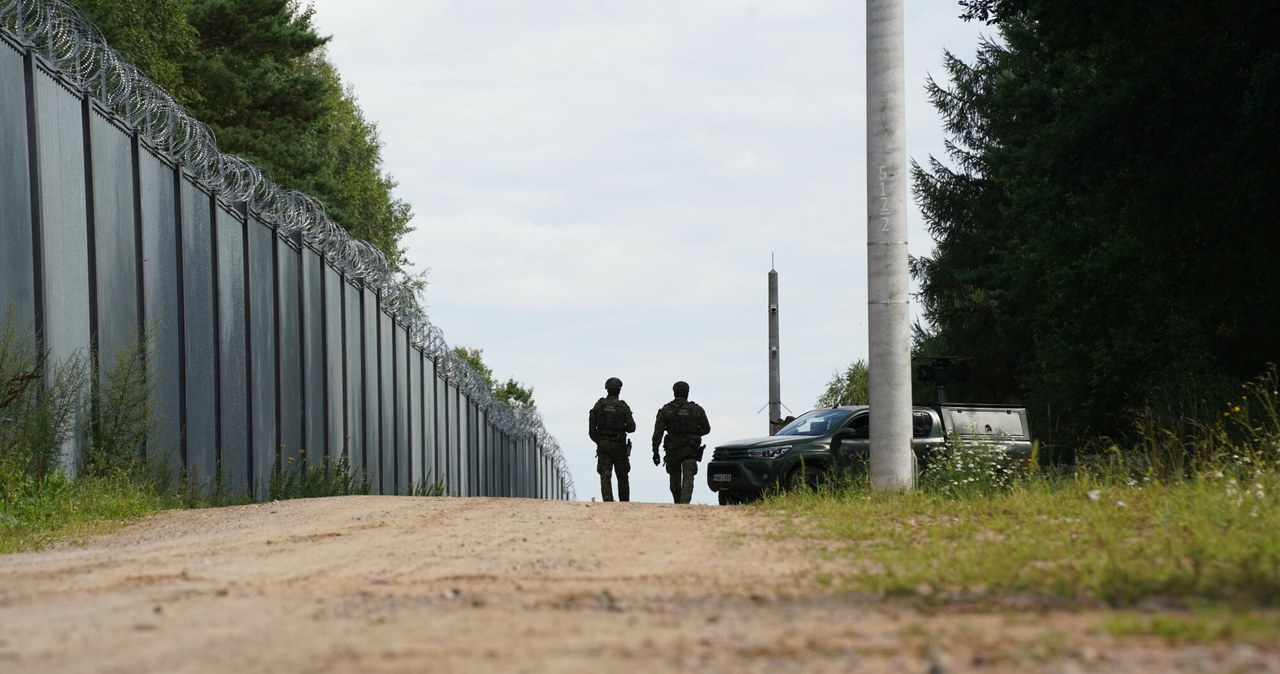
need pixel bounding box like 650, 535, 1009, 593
706, 404, 1032, 504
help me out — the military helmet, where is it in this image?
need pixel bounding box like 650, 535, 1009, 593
672, 380, 690, 395
605, 377, 623, 391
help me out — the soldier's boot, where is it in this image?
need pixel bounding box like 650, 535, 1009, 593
600, 476, 614, 502
618, 473, 630, 502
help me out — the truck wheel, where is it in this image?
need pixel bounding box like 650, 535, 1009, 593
785, 465, 827, 491
718, 491, 755, 505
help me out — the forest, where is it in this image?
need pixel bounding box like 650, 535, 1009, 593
911, 0, 1279, 453
68, 0, 413, 271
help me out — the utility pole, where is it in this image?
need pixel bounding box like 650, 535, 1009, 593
866, 0, 914, 488
767, 262, 781, 434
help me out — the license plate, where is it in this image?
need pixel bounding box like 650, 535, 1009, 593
712, 473, 732, 483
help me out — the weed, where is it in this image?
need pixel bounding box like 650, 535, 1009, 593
267, 449, 371, 500
82, 328, 158, 479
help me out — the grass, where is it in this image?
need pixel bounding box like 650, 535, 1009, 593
754, 366, 1280, 642
759, 472, 1279, 606
0, 471, 175, 553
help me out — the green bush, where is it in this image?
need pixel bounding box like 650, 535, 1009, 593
83, 329, 158, 479
1, 314, 86, 499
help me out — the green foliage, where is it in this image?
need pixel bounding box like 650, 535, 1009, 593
83, 331, 158, 479
918, 435, 1024, 498
912, 1, 1280, 449
1104, 606, 1280, 645
412, 476, 446, 497
816, 359, 869, 407
0, 472, 172, 553
71, 0, 198, 101
494, 377, 535, 409
453, 346, 496, 390
307, 57, 415, 271
68, 0, 416, 271
453, 346, 537, 409
267, 449, 371, 500
1, 315, 85, 497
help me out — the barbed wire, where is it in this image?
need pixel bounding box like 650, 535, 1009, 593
1, 0, 573, 499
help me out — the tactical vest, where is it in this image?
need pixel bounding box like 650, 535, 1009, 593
596, 400, 628, 432
666, 401, 700, 435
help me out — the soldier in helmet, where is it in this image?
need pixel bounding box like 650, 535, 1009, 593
589, 377, 637, 501
651, 380, 711, 504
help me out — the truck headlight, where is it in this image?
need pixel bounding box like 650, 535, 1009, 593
749, 445, 791, 459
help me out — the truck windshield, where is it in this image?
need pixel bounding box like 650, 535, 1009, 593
777, 409, 854, 437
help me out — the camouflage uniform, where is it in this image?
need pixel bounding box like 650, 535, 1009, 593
589, 379, 636, 502
651, 381, 711, 504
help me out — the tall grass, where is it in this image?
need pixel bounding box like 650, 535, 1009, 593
759, 366, 1280, 612
267, 449, 372, 500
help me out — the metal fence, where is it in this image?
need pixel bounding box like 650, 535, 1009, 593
0, 1, 574, 500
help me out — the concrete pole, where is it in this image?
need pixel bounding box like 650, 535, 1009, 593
866, 0, 914, 489
767, 266, 781, 434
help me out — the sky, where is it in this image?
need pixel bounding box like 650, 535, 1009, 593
306, 1, 994, 504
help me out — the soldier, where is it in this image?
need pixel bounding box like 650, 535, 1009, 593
651, 380, 711, 504
589, 377, 637, 501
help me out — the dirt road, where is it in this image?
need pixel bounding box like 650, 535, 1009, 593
0, 496, 1275, 673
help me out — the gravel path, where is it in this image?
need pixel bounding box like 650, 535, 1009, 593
0, 496, 1275, 673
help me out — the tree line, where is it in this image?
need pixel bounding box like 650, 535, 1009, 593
70, 0, 414, 272
906, 0, 1279, 452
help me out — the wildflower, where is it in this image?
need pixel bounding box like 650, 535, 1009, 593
1087, 489, 1101, 501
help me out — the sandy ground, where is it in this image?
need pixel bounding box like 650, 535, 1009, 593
0, 496, 1276, 674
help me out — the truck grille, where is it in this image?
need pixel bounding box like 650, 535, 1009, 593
713, 447, 750, 460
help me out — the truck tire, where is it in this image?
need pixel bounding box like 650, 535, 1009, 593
717, 491, 757, 505
785, 464, 826, 492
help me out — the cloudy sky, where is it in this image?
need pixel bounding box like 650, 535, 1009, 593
307, 1, 993, 504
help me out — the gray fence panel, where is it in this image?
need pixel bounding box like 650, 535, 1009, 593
322, 263, 344, 462
377, 309, 394, 493
88, 109, 138, 368
137, 147, 181, 471
394, 322, 410, 494
247, 215, 276, 496
34, 67, 90, 472
432, 362, 446, 490
179, 178, 216, 483
361, 287, 381, 491
215, 204, 248, 495
342, 279, 363, 476
1, 38, 34, 326
468, 401, 480, 496
476, 408, 488, 495
408, 345, 423, 489
275, 237, 302, 465
445, 386, 460, 496
300, 246, 324, 459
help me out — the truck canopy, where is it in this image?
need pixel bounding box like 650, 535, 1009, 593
940, 406, 1029, 440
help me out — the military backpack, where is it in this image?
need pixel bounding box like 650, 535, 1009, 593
666, 401, 701, 435
595, 399, 629, 433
